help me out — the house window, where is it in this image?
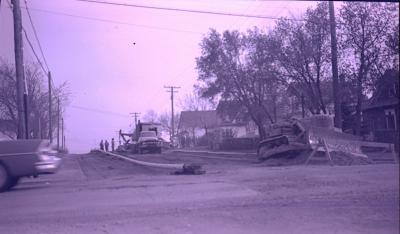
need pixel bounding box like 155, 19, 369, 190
384, 109, 396, 130
222, 128, 235, 138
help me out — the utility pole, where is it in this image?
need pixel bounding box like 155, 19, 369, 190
48, 72, 52, 142
329, 1, 342, 129
57, 98, 60, 150
38, 117, 41, 139
164, 86, 180, 141
61, 117, 64, 150
12, 0, 28, 139
301, 94, 305, 118
130, 112, 140, 125
63, 135, 66, 151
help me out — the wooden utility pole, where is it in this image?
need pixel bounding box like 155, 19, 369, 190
329, 1, 342, 129
12, 0, 27, 139
301, 94, 305, 118
48, 72, 53, 142
38, 117, 41, 139
130, 112, 140, 125
164, 86, 180, 141
61, 117, 64, 150
57, 98, 60, 150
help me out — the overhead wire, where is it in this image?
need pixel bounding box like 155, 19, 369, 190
69, 105, 131, 118
6, 0, 48, 75
23, 0, 50, 72
24, 6, 203, 35
74, 0, 307, 21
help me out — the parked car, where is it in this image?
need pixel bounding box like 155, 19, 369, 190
0, 139, 62, 192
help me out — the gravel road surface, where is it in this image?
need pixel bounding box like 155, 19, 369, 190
0, 151, 398, 234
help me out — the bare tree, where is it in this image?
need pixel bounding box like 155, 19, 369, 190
338, 2, 398, 135
158, 111, 180, 139
0, 61, 69, 139
142, 109, 158, 122
273, 2, 332, 115
178, 92, 216, 111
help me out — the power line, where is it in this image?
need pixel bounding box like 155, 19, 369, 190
69, 105, 130, 118
22, 28, 47, 74
24, 0, 49, 71
25, 7, 202, 35
6, 0, 48, 74
75, 0, 306, 21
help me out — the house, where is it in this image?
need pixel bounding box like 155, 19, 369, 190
216, 100, 258, 138
362, 70, 399, 143
177, 107, 259, 148
177, 110, 220, 147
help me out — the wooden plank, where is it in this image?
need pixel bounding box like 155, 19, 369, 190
390, 144, 399, 164
322, 139, 334, 166
305, 147, 319, 165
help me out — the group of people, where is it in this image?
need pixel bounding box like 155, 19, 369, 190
100, 138, 115, 152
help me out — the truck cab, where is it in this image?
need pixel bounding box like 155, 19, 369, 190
137, 131, 162, 154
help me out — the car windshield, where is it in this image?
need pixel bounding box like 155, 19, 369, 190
140, 131, 156, 137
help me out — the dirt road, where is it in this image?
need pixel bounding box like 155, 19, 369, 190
0, 151, 398, 234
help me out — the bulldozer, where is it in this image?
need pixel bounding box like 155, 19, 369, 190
257, 116, 366, 161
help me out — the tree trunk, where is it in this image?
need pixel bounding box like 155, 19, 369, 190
355, 51, 365, 136
253, 117, 267, 140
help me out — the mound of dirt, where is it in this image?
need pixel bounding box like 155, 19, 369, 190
261, 150, 372, 166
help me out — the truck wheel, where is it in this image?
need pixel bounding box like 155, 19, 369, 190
0, 163, 11, 192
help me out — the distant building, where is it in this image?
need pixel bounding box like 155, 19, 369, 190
177, 107, 259, 148
216, 100, 258, 138
178, 110, 219, 138
362, 70, 399, 143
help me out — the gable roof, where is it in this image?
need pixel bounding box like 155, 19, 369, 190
178, 110, 220, 129
363, 69, 399, 111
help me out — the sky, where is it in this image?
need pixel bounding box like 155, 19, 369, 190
0, 0, 319, 153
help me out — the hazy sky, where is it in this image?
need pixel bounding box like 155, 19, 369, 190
1, 0, 318, 153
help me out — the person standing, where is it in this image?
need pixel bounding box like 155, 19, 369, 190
100, 140, 104, 151
111, 138, 115, 152
105, 140, 109, 152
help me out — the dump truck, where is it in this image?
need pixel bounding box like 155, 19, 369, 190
257, 116, 367, 161
118, 121, 163, 154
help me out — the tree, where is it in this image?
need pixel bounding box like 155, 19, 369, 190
272, 2, 332, 115
338, 2, 398, 135
0, 60, 69, 139
178, 92, 216, 111
196, 28, 279, 139
158, 111, 180, 139
142, 109, 158, 122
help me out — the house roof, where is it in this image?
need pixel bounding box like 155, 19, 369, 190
216, 100, 251, 123
362, 69, 399, 111
362, 98, 399, 111
178, 110, 220, 129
